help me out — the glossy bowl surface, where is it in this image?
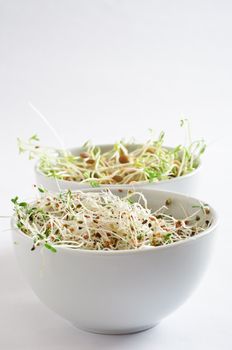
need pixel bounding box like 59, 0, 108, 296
11, 187, 217, 334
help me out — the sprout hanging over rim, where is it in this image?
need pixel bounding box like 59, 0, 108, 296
12, 187, 212, 253
17, 120, 206, 187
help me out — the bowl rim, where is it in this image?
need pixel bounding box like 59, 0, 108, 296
11, 187, 219, 256
34, 143, 202, 188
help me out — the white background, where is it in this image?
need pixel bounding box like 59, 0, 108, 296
0, 0, 232, 349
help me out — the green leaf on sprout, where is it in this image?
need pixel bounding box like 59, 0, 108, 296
44, 228, 51, 237
38, 186, 46, 193
49, 169, 59, 178
17, 138, 25, 154
83, 171, 89, 179
19, 202, 28, 207
16, 222, 23, 229
164, 233, 172, 242
82, 140, 91, 149
90, 181, 100, 188
180, 118, 188, 127
144, 168, 158, 182
127, 198, 134, 204
135, 159, 143, 168
11, 196, 19, 204
30, 134, 40, 142
44, 242, 57, 253
173, 145, 182, 154
93, 146, 101, 156
200, 144, 206, 155
158, 131, 165, 144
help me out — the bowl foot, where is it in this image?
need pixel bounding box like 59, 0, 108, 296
72, 323, 158, 335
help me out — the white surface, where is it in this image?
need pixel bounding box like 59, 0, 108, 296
0, 0, 232, 349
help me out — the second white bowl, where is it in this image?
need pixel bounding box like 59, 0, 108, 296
35, 144, 201, 194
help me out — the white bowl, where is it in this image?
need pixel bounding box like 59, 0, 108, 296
35, 144, 201, 194
11, 187, 217, 334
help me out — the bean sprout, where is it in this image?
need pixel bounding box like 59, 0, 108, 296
17, 121, 206, 186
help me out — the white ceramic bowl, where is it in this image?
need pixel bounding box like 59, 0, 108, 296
11, 187, 217, 334
35, 144, 201, 194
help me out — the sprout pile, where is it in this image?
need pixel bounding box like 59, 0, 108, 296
17, 120, 206, 186
12, 188, 211, 252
